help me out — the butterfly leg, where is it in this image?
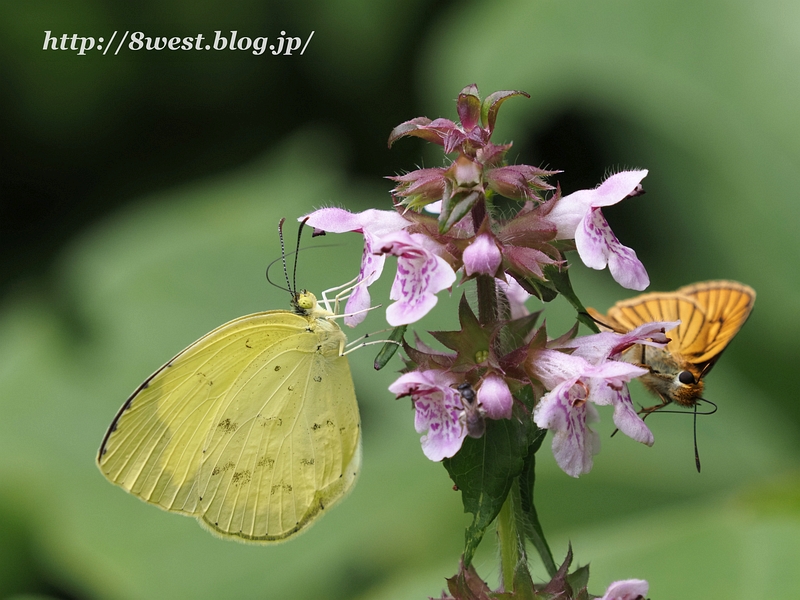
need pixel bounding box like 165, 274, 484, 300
638, 397, 672, 420
320, 276, 360, 313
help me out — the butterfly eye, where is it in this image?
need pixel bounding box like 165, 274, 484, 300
678, 370, 696, 385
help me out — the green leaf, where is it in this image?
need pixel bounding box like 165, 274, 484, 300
566, 564, 591, 597
519, 426, 556, 578
444, 418, 526, 565
444, 384, 546, 566
430, 295, 491, 370
440, 189, 481, 233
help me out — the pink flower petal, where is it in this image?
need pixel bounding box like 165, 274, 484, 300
534, 380, 601, 477
477, 373, 513, 419
609, 388, 654, 446
588, 170, 648, 208
389, 370, 466, 462
575, 208, 649, 290
463, 233, 502, 276
378, 231, 456, 326
607, 240, 650, 291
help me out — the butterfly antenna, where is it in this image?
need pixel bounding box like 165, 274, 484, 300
695, 397, 718, 416
581, 311, 611, 330
693, 403, 702, 473
293, 217, 309, 295
278, 218, 293, 294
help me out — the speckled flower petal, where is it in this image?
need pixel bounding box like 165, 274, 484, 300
388, 370, 466, 461
534, 379, 601, 477
378, 231, 456, 326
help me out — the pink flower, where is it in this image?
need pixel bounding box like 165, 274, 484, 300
477, 373, 513, 419
530, 350, 648, 477
547, 170, 649, 290
301, 207, 411, 326
389, 370, 466, 461
376, 230, 457, 326
600, 579, 649, 600
528, 321, 676, 476
462, 232, 502, 276
559, 321, 677, 363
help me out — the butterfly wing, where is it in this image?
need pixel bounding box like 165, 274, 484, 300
595, 290, 706, 356
593, 280, 755, 373
676, 280, 756, 370
98, 311, 360, 542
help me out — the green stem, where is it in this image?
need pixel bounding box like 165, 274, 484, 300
496, 481, 526, 591
476, 275, 498, 325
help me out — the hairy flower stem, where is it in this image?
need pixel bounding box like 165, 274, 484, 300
472, 200, 499, 325
476, 275, 498, 325
496, 481, 528, 590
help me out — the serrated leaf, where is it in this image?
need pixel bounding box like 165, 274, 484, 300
444, 417, 528, 564
566, 564, 591, 595
429, 295, 491, 370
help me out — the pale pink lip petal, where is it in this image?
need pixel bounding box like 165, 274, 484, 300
575, 208, 649, 290
385, 292, 439, 327
343, 233, 386, 327
574, 208, 615, 270
534, 379, 601, 477
607, 241, 650, 291
611, 388, 654, 446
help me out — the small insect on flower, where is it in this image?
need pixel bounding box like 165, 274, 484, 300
456, 382, 486, 439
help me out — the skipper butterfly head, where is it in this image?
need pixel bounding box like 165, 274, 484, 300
669, 364, 705, 407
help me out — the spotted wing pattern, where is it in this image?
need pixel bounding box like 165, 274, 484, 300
98, 310, 360, 542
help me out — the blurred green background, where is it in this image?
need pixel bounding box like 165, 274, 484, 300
2, 1, 799, 598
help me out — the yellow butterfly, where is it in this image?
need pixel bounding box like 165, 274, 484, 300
588, 280, 756, 413
97, 288, 361, 543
